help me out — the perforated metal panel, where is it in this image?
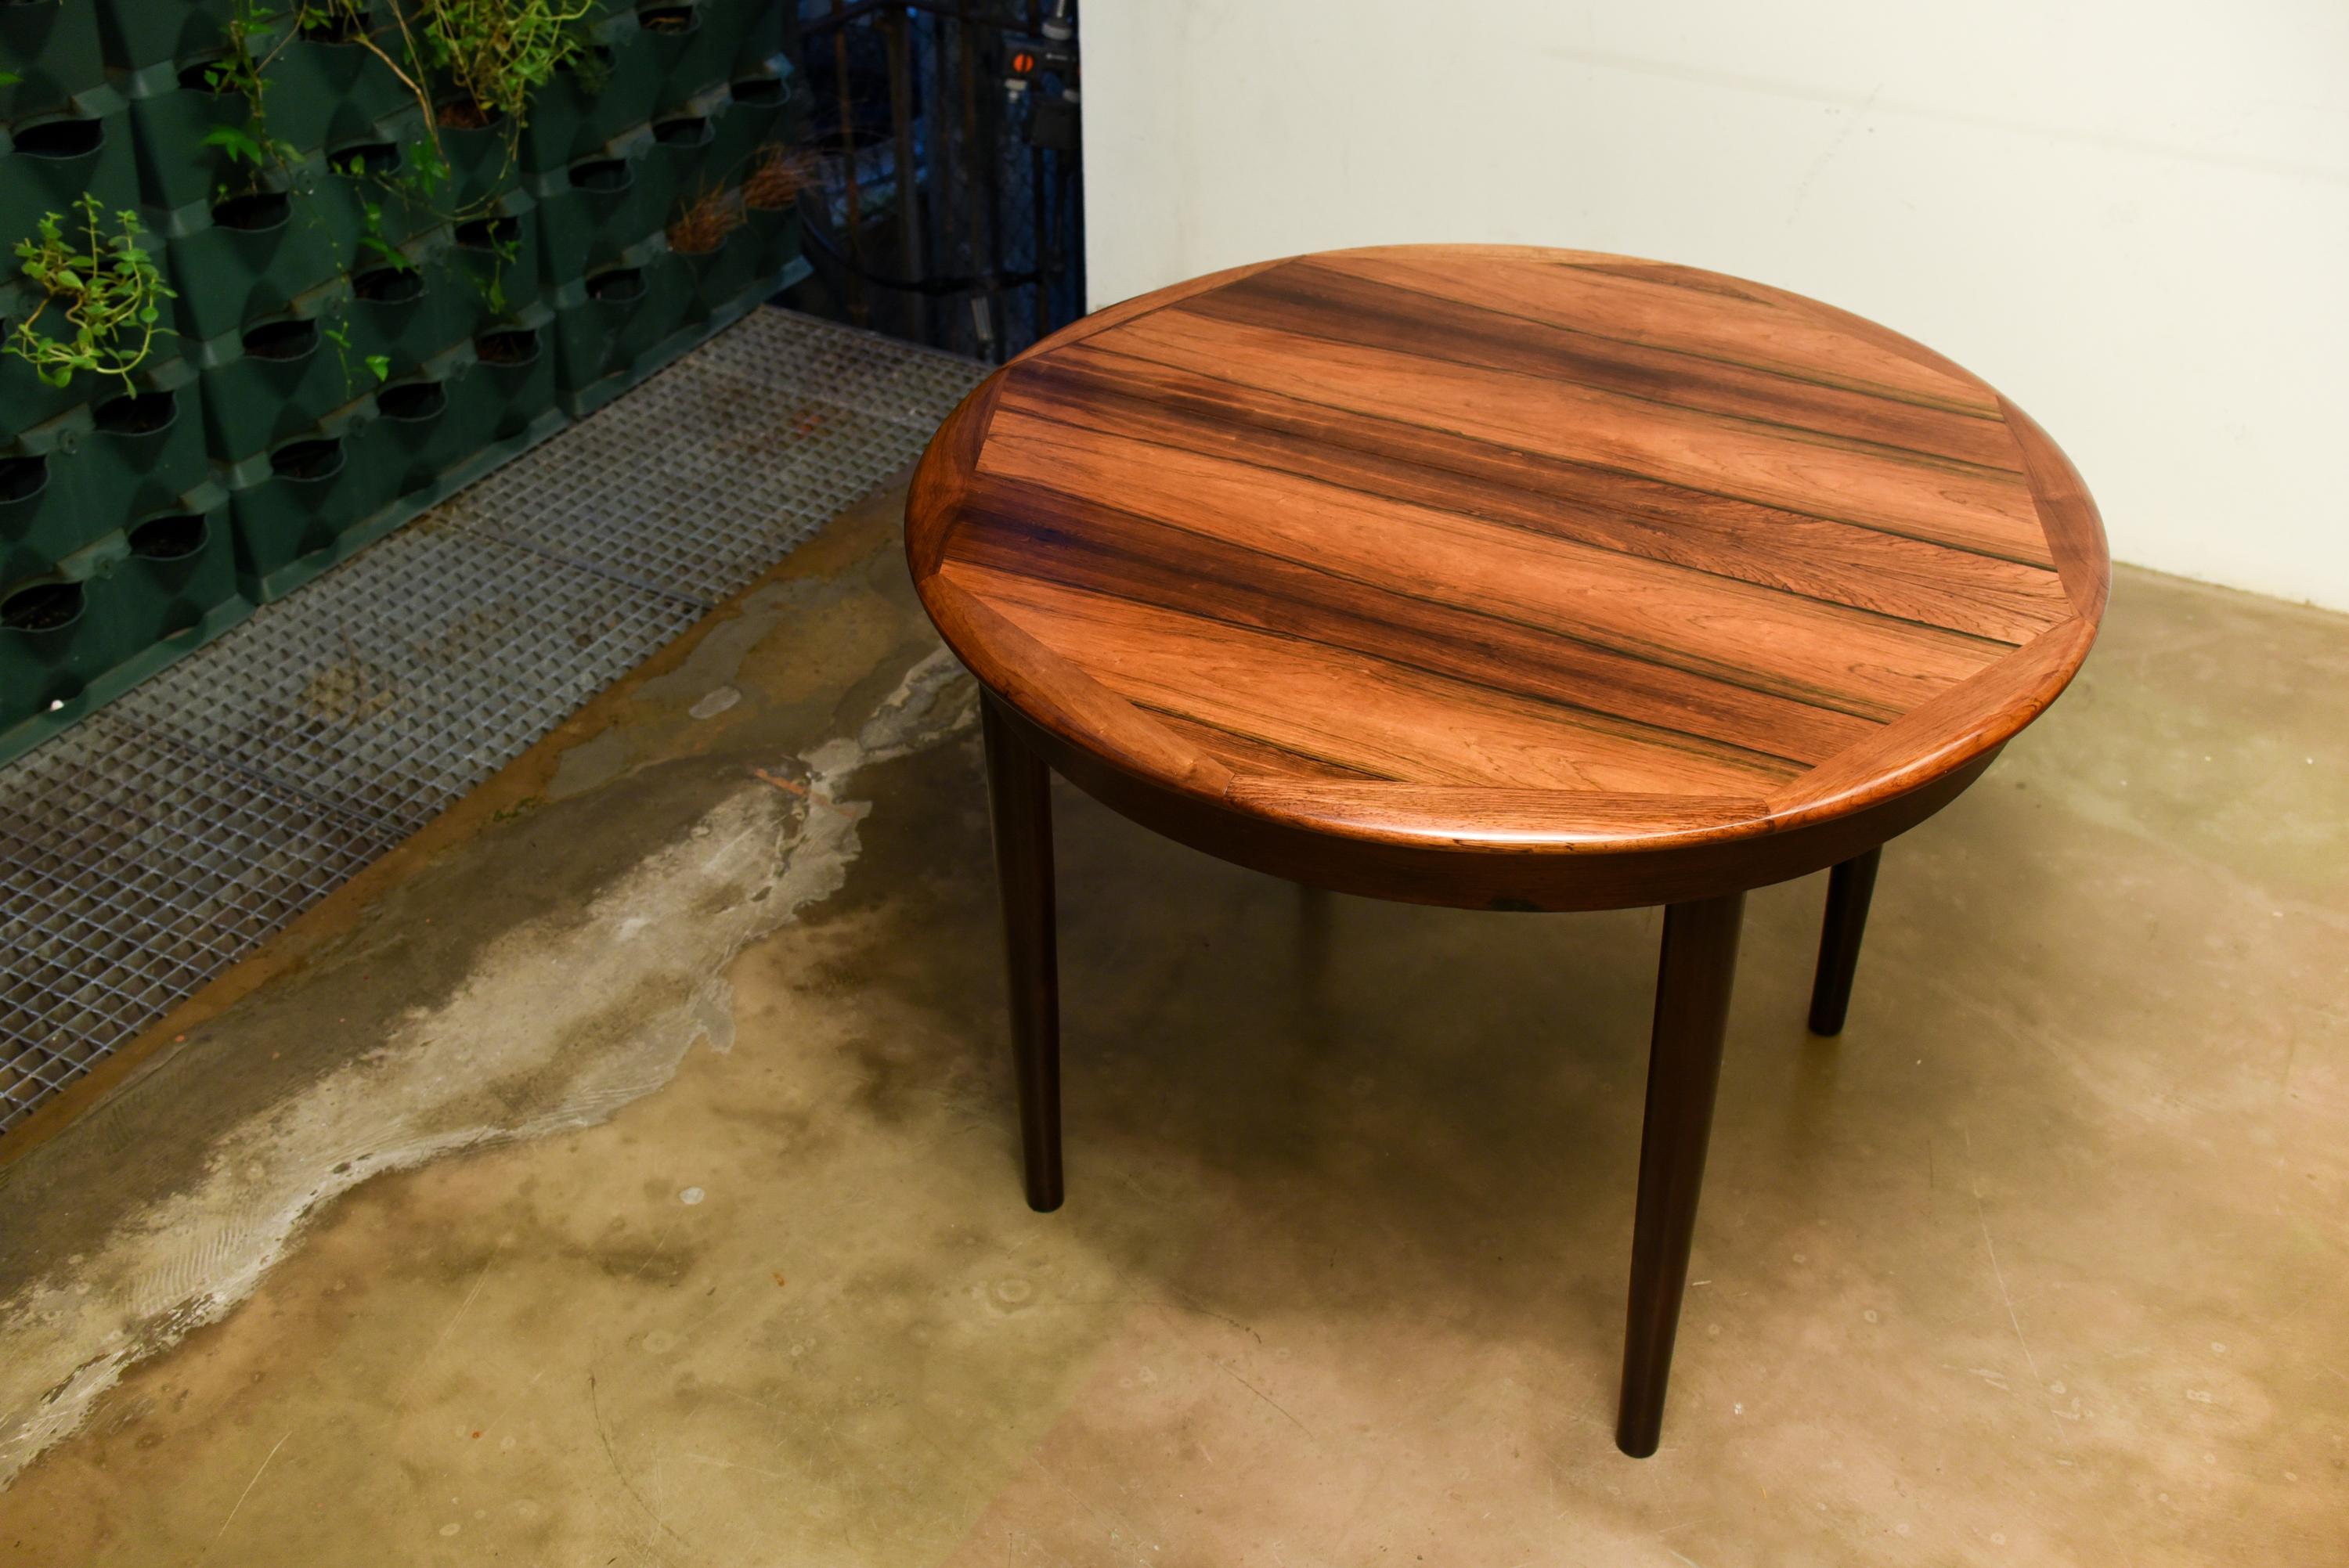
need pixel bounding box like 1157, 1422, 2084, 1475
0, 309, 982, 1134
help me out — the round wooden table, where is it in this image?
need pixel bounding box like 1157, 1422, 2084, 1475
904, 245, 2106, 1456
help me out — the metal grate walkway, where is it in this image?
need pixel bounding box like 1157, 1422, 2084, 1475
0, 309, 983, 1134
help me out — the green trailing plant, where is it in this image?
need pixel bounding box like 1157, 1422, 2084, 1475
2, 0, 606, 395
321, 315, 393, 389
199, 1, 302, 177
409, 0, 599, 126
454, 212, 525, 314
5, 197, 176, 391
184, 0, 601, 317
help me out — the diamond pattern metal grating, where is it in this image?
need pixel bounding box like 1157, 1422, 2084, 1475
0, 309, 983, 1134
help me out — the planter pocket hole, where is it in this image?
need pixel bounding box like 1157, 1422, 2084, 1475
3, 580, 83, 633
377, 381, 447, 421
570, 158, 633, 193
474, 328, 540, 367
128, 514, 208, 560
334, 141, 402, 178
242, 317, 321, 361
638, 5, 698, 35
214, 189, 294, 232
586, 268, 647, 304
353, 266, 424, 304
653, 116, 713, 148
271, 438, 345, 481
456, 215, 521, 251
438, 98, 503, 132
13, 117, 105, 159
95, 392, 178, 436
178, 57, 240, 95
1, 456, 48, 505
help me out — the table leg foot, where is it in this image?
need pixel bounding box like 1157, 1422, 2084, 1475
1807, 847, 1882, 1036
1617, 891, 1744, 1458
982, 697, 1063, 1213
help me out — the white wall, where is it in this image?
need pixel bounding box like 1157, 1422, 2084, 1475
1081, 1, 2349, 611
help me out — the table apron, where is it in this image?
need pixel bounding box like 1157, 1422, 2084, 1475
983, 694, 1999, 912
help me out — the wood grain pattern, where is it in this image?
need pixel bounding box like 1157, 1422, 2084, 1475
904, 376, 1004, 580
1001, 344, 2072, 643
907, 245, 2105, 907
1997, 394, 2112, 621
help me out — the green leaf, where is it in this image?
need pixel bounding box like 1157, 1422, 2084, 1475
203, 124, 270, 168
366, 354, 391, 382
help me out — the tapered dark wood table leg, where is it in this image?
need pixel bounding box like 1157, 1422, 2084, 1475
1617, 891, 1744, 1458
1807, 847, 1882, 1036
980, 697, 1063, 1212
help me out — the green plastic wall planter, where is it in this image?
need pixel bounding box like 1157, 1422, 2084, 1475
226, 351, 563, 611
226, 410, 378, 599
339, 189, 549, 398
191, 289, 387, 462
159, 164, 345, 343
92, 0, 235, 74
640, 92, 730, 230
2, 0, 805, 760
443, 303, 559, 448
522, 20, 664, 172
267, 18, 415, 148
448, 187, 544, 318
344, 227, 476, 376
0, 276, 88, 439
0, 0, 108, 123
724, 0, 792, 81
107, 497, 251, 673
740, 206, 802, 287
0, 487, 251, 759
0, 573, 115, 736
0, 105, 144, 263
371, 351, 467, 490
529, 131, 666, 280
550, 243, 697, 413
120, 51, 267, 216
678, 225, 763, 325
633, 2, 742, 104
0, 422, 85, 586
124, 32, 417, 218
714, 67, 793, 168
86, 362, 212, 521
312, 107, 443, 261
430, 103, 525, 214
1, 359, 213, 586
652, 0, 792, 86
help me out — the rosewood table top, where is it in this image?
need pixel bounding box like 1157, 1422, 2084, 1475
907, 245, 2105, 910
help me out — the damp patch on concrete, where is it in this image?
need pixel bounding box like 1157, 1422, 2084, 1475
0, 647, 976, 1487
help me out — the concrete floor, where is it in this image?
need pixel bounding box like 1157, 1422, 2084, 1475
0, 482, 2344, 1566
